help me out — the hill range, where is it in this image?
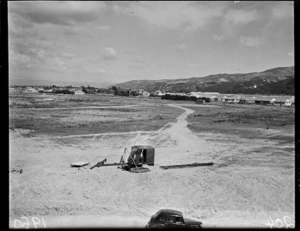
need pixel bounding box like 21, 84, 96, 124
113, 66, 294, 95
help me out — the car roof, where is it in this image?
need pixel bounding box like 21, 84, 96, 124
157, 209, 183, 216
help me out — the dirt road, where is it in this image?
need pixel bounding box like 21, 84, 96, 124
9, 103, 294, 228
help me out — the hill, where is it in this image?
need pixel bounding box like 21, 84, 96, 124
113, 66, 294, 95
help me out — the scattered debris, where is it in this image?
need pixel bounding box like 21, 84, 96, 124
70, 161, 90, 168
90, 159, 107, 169
78, 145, 213, 173
160, 162, 214, 170
10, 168, 23, 173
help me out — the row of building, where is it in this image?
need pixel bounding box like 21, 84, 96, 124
9, 86, 115, 95
9, 86, 294, 106
159, 91, 295, 107
9, 86, 86, 94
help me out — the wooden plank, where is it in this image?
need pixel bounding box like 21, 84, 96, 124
70, 161, 90, 167
160, 162, 214, 170
99, 163, 120, 167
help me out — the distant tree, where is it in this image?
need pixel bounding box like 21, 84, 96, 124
111, 86, 118, 95
81, 86, 88, 93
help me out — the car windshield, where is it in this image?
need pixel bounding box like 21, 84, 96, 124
161, 215, 184, 223
175, 216, 184, 223
166, 216, 176, 223
159, 215, 166, 221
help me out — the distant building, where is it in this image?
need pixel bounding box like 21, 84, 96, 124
24, 87, 38, 93
74, 90, 85, 95
284, 96, 294, 107
9, 87, 16, 93
142, 91, 150, 97
223, 95, 239, 103
254, 96, 272, 105
270, 98, 276, 105
154, 91, 165, 97
137, 89, 144, 94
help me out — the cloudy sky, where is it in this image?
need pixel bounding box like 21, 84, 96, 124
8, 1, 294, 87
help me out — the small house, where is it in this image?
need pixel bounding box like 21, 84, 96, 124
142, 91, 150, 97
25, 87, 38, 93
9, 87, 16, 93
154, 91, 163, 97
74, 90, 85, 95
254, 96, 272, 105
223, 95, 237, 103
273, 96, 288, 107
196, 99, 205, 104
270, 98, 276, 105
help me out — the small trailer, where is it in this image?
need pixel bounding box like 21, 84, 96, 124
120, 145, 155, 171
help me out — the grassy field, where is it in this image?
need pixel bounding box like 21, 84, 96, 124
185, 103, 294, 144
9, 93, 184, 137
9, 93, 294, 140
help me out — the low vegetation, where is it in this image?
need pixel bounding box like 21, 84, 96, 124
9, 94, 183, 137
185, 104, 294, 145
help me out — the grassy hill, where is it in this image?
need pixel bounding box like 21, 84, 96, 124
113, 66, 294, 95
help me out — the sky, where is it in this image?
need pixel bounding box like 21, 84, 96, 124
8, 1, 294, 87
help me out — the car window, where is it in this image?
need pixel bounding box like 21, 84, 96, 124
166, 216, 176, 223
159, 215, 166, 222
175, 216, 184, 223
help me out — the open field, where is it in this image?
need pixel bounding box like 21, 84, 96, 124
9, 93, 295, 228
9, 93, 183, 137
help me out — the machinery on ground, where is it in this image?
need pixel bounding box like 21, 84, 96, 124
88, 145, 214, 173
89, 145, 155, 173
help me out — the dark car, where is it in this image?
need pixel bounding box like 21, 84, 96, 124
146, 209, 202, 229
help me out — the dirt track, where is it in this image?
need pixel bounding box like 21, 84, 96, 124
9, 103, 295, 228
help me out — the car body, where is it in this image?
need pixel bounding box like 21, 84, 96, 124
146, 209, 202, 229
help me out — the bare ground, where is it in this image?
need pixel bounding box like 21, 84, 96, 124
9, 98, 295, 228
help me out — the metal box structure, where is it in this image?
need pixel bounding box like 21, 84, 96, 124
128, 145, 155, 167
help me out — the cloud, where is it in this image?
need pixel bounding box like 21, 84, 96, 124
128, 55, 148, 69
95, 25, 111, 31
10, 51, 31, 65
239, 36, 264, 47
177, 44, 188, 51
213, 34, 225, 42
221, 9, 259, 37
186, 63, 202, 67
272, 2, 293, 19
8, 1, 106, 26
113, 1, 227, 31
130, 55, 146, 63
60, 52, 74, 60
9, 31, 73, 73
10, 46, 67, 72
288, 50, 294, 57
102, 47, 117, 60
129, 63, 149, 69
223, 9, 257, 25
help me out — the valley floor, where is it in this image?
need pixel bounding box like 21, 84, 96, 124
9, 94, 295, 228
